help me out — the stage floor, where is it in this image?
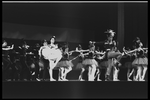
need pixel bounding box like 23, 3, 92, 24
2, 81, 148, 99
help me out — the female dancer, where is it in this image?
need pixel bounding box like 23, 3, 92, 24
94, 48, 106, 81
48, 36, 62, 81
141, 47, 148, 81
76, 44, 86, 81
82, 41, 98, 81
56, 44, 74, 81
121, 47, 135, 81
132, 37, 148, 81
41, 36, 62, 81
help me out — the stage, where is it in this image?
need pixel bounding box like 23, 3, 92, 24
2, 2, 148, 99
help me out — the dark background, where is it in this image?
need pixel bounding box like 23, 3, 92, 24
2, 3, 148, 49
124, 3, 148, 48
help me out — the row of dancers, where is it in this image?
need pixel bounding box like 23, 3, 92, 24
2, 29, 148, 81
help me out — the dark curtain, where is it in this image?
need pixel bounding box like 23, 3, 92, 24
124, 3, 148, 48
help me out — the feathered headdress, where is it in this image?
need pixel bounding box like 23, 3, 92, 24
105, 29, 116, 37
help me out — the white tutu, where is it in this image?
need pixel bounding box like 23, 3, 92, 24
42, 47, 62, 61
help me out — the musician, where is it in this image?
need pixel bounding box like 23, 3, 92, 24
82, 41, 98, 81
103, 29, 122, 81
132, 37, 148, 81
56, 44, 73, 81
76, 44, 86, 81
19, 40, 31, 81
2, 40, 14, 81
31, 43, 41, 81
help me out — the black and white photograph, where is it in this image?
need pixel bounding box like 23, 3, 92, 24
2, 1, 148, 99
